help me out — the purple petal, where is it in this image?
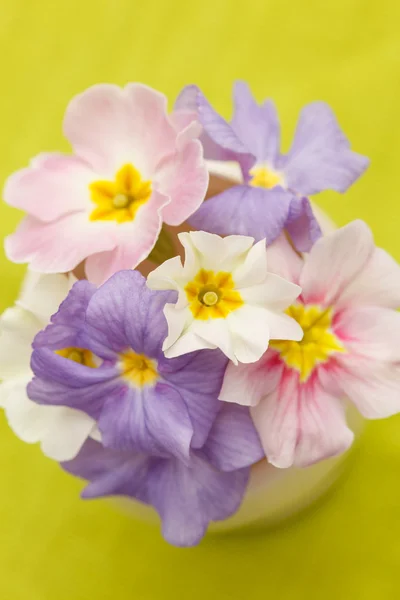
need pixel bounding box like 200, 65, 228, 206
146, 454, 250, 546
159, 349, 227, 448
29, 349, 119, 418
286, 196, 322, 252
189, 185, 292, 244
62, 439, 151, 500
33, 280, 96, 350
175, 85, 231, 161
281, 102, 369, 195
203, 403, 264, 471
230, 81, 280, 164
84, 270, 173, 359
98, 382, 193, 462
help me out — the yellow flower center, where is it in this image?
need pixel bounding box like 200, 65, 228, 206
55, 347, 97, 368
249, 165, 283, 189
185, 269, 243, 320
89, 163, 152, 224
270, 305, 345, 382
119, 350, 158, 388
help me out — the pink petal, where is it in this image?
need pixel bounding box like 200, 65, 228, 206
266, 234, 303, 284
251, 369, 353, 468
336, 246, 400, 310
336, 355, 400, 419
155, 139, 208, 226
250, 368, 299, 468
63, 83, 177, 176
334, 306, 400, 362
4, 153, 94, 222
85, 190, 169, 284
293, 383, 354, 467
300, 220, 374, 306
219, 351, 283, 407
5, 214, 116, 273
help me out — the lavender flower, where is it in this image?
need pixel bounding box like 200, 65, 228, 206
63, 402, 263, 546
176, 82, 369, 251
29, 271, 229, 463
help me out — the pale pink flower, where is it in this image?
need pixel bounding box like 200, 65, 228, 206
4, 84, 208, 284
220, 221, 400, 468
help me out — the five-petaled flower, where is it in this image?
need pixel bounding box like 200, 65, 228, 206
4, 83, 209, 284
175, 81, 369, 251
28, 271, 229, 463
220, 221, 400, 468
147, 231, 303, 364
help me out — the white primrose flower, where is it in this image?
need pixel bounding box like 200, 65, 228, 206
0, 271, 98, 461
147, 231, 303, 364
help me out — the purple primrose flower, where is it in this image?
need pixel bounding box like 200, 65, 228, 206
63, 402, 263, 547
175, 82, 369, 251
28, 270, 264, 546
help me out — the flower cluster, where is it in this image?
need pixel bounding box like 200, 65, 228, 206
1, 81, 399, 547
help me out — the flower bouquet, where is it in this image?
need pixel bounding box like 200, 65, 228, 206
1, 81, 399, 547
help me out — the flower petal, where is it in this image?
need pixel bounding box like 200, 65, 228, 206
230, 81, 280, 163
5, 214, 116, 274
203, 403, 264, 470
155, 139, 208, 226
219, 350, 283, 407
334, 306, 400, 362
146, 454, 249, 546
300, 220, 374, 306
4, 153, 94, 222
265, 234, 303, 284
63, 83, 177, 175
285, 196, 322, 252
85, 189, 169, 284
0, 307, 40, 378
239, 272, 302, 311
282, 101, 369, 195
336, 355, 400, 419
98, 383, 193, 463
174, 85, 231, 161
17, 271, 73, 324
336, 246, 400, 310
159, 349, 226, 448
33, 280, 96, 350
189, 185, 292, 245
84, 270, 170, 357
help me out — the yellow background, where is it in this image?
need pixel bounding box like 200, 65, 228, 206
1, 1, 400, 598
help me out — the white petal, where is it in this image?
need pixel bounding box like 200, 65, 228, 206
147, 256, 183, 291
0, 307, 40, 378
232, 239, 268, 288
1, 376, 50, 443
265, 309, 304, 341
180, 231, 254, 272
162, 304, 192, 349
164, 330, 216, 358
17, 271, 73, 324
40, 407, 96, 461
190, 318, 236, 363
226, 305, 271, 364
240, 273, 301, 311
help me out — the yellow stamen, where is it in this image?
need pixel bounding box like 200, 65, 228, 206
249, 165, 283, 189
89, 163, 152, 224
55, 347, 97, 368
270, 304, 346, 381
119, 350, 158, 388
185, 269, 243, 320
